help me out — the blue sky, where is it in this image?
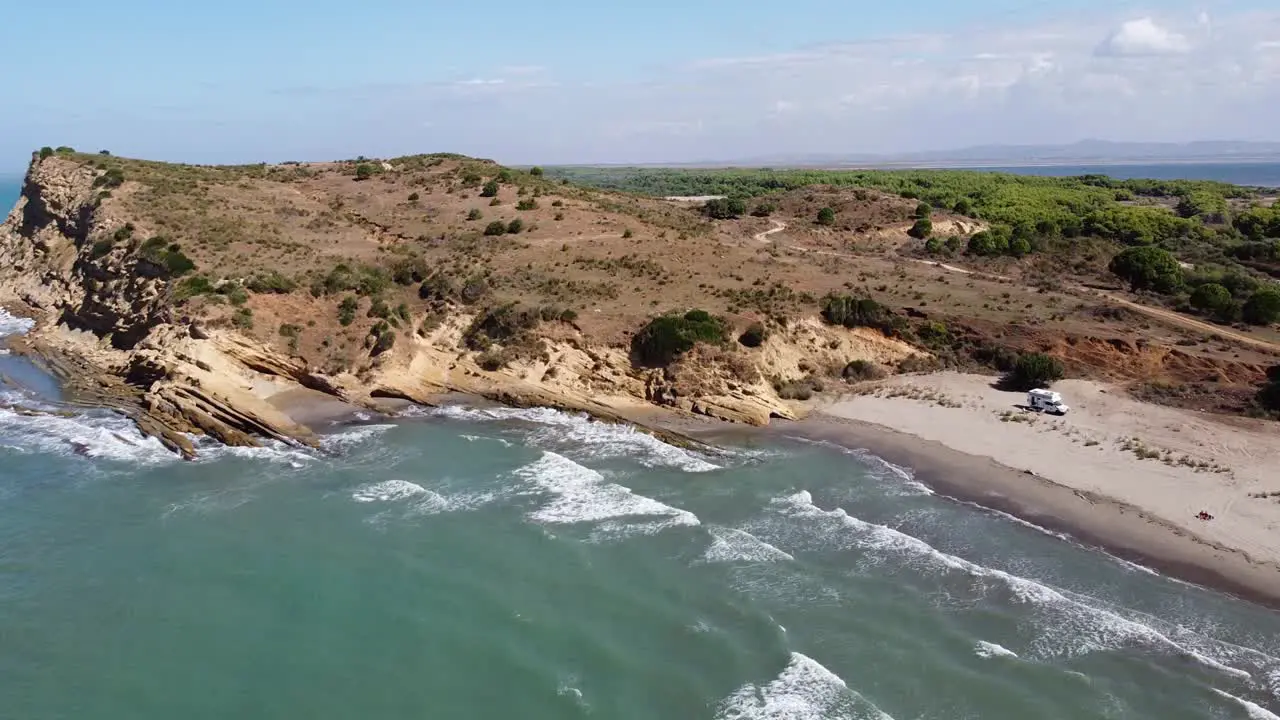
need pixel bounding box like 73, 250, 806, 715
3, 0, 1278, 170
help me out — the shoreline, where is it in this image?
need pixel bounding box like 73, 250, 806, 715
777, 414, 1280, 612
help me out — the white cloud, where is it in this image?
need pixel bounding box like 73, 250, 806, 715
1096, 17, 1191, 57
264, 9, 1280, 163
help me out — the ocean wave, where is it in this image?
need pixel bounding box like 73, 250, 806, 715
974, 641, 1019, 659
514, 451, 699, 538
0, 405, 177, 465
1212, 690, 1280, 720
715, 652, 892, 720
352, 479, 429, 503
0, 309, 35, 338
427, 404, 721, 473
351, 479, 497, 521
768, 491, 1272, 690
319, 423, 395, 451
702, 526, 795, 564
784, 436, 931, 496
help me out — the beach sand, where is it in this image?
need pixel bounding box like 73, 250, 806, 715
798, 372, 1280, 609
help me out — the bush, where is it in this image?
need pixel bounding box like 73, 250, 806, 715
355, 163, 376, 180
407, 192, 420, 202
908, 217, 932, 239
174, 275, 215, 299
390, 257, 427, 285
529, 166, 544, 176
516, 198, 538, 211
38, 146, 54, 160
924, 237, 944, 255
467, 208, 483, 221
1243, 288, 1280, 326
622, 228, 634, 239
738, 322, 767, 348
953, 198, 973, 216
1258, 381, 1280, 412
90, 239, 114, 260
914, 202, 932, 219
1109, 246, 1183, 294
1002, 353, 1065, 391
816, 207, 836, 226
372, 330, 396, 355
477, 350, 508, 371
751, 203, 776, 217
506, 219, 524, 234
559, 308, 578, 323
842, 360, 885, 382
92, 168, 125, 189
337, 296, 359, 326
232, 307, 254, 330
1189, 283, 1234, 320
820, 294, 903, 336
1008, 236, 1032, 258
631, 310, 728, 365
967, 227, 1011, 256
704, 197, 747, 219
484, 221, 508, 236
481, 180, 500, 197
246, 270, 296, 294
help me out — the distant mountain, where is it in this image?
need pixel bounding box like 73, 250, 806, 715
716, 140, 1280, 168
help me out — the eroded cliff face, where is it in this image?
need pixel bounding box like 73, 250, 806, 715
0, 155, 928, 458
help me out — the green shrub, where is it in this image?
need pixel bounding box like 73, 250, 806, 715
516, 198, 538, 211
559, 308, 579, 323
467, 208, 483, 221
477, 350, 508, 371
390, 257, 427, 285
1008, 236, 1032, 258
506, 219, 524, 234
820, 294, 903, 336
484, 221, 508, 236
232, 307, 254, 330
246, 270, 296, 294
174, 275, 215, 299
529, 166, 544, 176
464, 303, 542, 349
367, 298, 391, 319
407, 192, 420, 202
631, 310, 728, 365
92, 168, 125, 189
924, 237, 944, 255
842, 360, 885, 382
704, 197, 746, 219
953, 197, 974, 216
225, 284, 249, 306
1189, 283, 1235, 320
751, 203, 776, 217
337, 296, 359, 326
914, 202, 932, 219
38, 146, 54, 160
89, 239, 114, 259
908, 217, 932, 239
356, 268, 389, 296
1109, 246, 1183, 294
816, 207, 836, 226
738, 322, 767, 348
622, 228, 634, 239
968, 227, 1011, 256
278, 323, 301, 338
1243, 288, 1280, 326
355, 164, 376, 180
1002, 353, 1065, 391
372, 330, 396, 355
481, 180, 500, 197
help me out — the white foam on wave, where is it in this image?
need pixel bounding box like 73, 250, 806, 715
350, 479, 496, 518
0, 405, 178, 465
352, 479, 429, 503
514, 451, 699, 537
785, 436, 931, 496
974, 641, 1019, 659
428, 404, 721, 473
715, 652, 892, 720
771, 491, 1263, 686
702, 526, 795, 564
0, 308, 35, 338
320, 423, 395, 451
1212, 690, 1280, 720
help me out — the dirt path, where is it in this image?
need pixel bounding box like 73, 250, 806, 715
753, 220, 787, 243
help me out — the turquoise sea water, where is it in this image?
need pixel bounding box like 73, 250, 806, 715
1, 177, 20, 211
2, 311, 1280, 719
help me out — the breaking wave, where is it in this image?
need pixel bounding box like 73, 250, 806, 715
1213, 690, 1280, 720
715, 652, 893, 720
702, 526, 795, 564
513, 451, 699, 538
784, 436, 930, 496
974, 641, 1019, 659
426, 404, 721, 472
765, 491, 1279, 694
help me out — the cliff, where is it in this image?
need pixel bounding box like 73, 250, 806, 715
0, 152, 929, 457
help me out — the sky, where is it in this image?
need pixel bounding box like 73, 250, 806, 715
2, 0, 1279, 170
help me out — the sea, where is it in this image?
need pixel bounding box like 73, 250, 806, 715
5, 170, 1280, 719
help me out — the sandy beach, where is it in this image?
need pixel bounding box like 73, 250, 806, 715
791, 372, 1280, 608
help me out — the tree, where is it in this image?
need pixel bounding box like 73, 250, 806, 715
1008, 236, 1032, 258
355, 163, 375, 181
908, 217, 932, 240
924, 237, 944, 255
914, 201, 932, 219
1108, 246, 1183, 294
967, 229, 1010, 257
1189, 283, 1234, 320
816, 207, 836, 226
506, 218, 524, 234
529, 166, 544, 176
1242, 288, 1280, 326
704, 197, 746, 219
484, 221, 508, 236
38, 146, 54, 159
1002, 353, 1065, 391
631, 310, 728, 365
481, 180, 500, 198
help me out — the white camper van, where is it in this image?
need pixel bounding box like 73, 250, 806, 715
1027, 389, 1070, 415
